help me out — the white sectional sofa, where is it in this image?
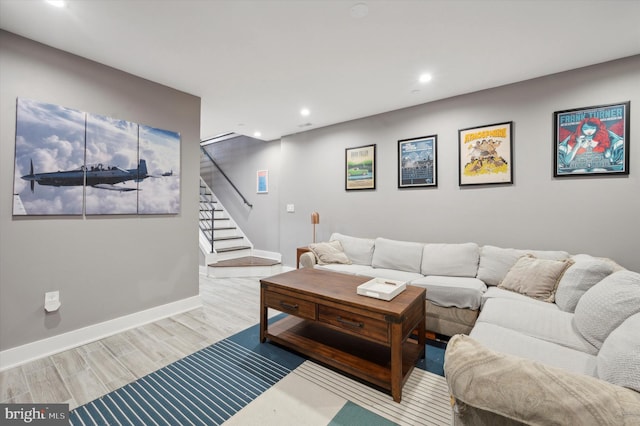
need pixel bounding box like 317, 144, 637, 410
445, 268, 640, 425
301, 232, 640, 423
300, 232, 573, 336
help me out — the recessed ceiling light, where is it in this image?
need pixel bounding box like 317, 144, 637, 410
253, 131, 262, 138
419, 73, 432, 83
46, 0, 66, 7
350, 3, 369, 19
300, 108, 310, 117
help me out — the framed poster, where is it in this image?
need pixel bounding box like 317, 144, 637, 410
458, 121, 513, 186
398, 135, 437, 188
554, 101, 629, 177
257, 170, 268, 193
345, 144, 376, 190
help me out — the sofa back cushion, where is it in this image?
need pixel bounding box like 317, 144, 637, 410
597, 313, 640, 392
329, 233, 375, 265
421, 243, 480, 277
574, 270, 640, 350
371, 237, 423, 273
477, 245, 570, 286
555, 254, 616, 313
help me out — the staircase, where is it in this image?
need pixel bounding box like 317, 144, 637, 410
199, 177, 281, 277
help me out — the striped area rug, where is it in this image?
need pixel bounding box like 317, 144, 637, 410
296, 361, 451, 425
70, 321, 452, 426
69, 339, 291, 425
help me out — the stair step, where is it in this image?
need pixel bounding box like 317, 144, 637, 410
209, 256, 280, 267
215, 245, 251, 253
213, 236, 244, 241
213, 226, 237, 231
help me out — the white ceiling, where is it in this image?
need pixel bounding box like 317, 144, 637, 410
1, 0, 639, 142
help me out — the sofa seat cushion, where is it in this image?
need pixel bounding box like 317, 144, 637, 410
477, 298, 596, 355
597, 313, 640, 392
355, 268, 424, 283
477, 245, 570, 286
314, 264, 375, 276
481, 286, 561, 310
371, 238, 423, 273
420, 242, 479, 277
410, 276, 486, 309
329, 233, 375, 266
469, 322, 597, 377
574, 270, 640, 351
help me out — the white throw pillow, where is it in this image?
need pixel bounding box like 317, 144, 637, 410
329, 233, 375, 266
555, 255, 615, 313
597, 313, 640, 392
421, 243, 480, 277
371, 237, 424, 273
498, 255, 573, 303
574, 270, 640, 350
308, 240, 351, 265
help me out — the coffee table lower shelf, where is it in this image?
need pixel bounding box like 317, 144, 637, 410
265, 315, 423, 395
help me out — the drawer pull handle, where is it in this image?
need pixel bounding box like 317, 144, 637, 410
280, 301, 299, 311
337, 316, 363, 328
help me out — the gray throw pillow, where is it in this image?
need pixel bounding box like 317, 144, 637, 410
597, 313, 640, 392
574, 270, 640, 350
555, 255, 615, 313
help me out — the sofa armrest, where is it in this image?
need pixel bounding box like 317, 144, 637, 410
444, 334, 640, 426
299, 251, 317, 268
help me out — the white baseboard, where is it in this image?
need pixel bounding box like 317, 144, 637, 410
251, 249, 281, 262
0, 295, 202, 372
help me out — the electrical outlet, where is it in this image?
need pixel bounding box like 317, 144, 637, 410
286, 204, 295, 212
44, 291, 61, 313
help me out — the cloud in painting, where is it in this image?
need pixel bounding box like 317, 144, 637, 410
13, 98, 86, 215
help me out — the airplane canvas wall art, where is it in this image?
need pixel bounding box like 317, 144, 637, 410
12, 98, 180, 216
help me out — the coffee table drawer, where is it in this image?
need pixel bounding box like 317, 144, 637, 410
265, 291, 316, 320
318, 305, 388, 343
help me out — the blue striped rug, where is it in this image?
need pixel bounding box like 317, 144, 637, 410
70, 339, 295, 425
69, 318, 448, 425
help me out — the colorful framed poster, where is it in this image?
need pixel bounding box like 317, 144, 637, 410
554, 102, 630, 177
257, 170, 268, 193
398, 135, 437, 188
345, 144, 376, 190
458, 121, 513, 186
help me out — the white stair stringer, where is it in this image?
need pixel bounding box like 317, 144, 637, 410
199, 177, 252, 263
199, 177, 283, 278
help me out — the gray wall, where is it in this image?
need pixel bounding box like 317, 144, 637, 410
275, 56, 639, 271
204, 135, 281, 254
0, 31, 201, 350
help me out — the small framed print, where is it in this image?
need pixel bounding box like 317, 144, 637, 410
458, 121, 513, 186
256, 170, 268, 193
345, 144, 376, 190
554, 102, 630, 177
398, 135, 437, 188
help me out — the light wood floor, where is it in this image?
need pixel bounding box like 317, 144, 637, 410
0, 275, 275, 410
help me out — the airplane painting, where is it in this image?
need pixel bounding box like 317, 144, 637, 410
12, 98, 180, 216
21, 159, 150, 192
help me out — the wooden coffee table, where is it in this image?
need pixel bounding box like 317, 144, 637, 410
260, 268, 426, 402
